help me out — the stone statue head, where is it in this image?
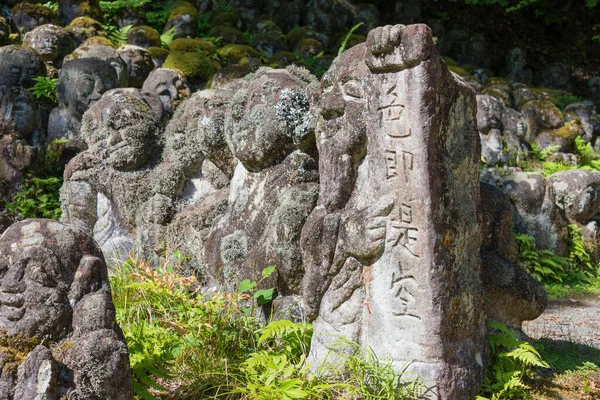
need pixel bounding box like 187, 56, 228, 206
226, 66, 316, 172
64, 44, 129, 87
56, 58, 119, 120
0, 219, 107, 341
0, 87, 41, 141
23, 24, 75, 66
81, 88, 161, 170
142, 68, 191, 116
0, 45, 46, 89
116, 44, 154, 88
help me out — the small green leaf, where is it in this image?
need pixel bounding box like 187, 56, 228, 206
262, 266, 276, 279
254, 288, 274, 305
239, 279, 256, 293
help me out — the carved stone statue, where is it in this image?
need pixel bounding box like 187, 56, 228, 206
60, 88, 163, 261
205, 66, 319, 301
0, 45, 46, 89
64, 44, 129, 87
47, 58, 119, 144
117, 44, 154, 89
0, 87, 44, 188
23, 24, 75, 68
0, 219, 132, 399
142, 68, 191, 118
302, 25, 487, 398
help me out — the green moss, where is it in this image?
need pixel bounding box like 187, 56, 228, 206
217, 44, 259, 63
169, 38, 215, 54
148, 46, 170, 59
163, 51, 216, 83
82, 36, 114, 47
129, 25, 160, 43
552, 120, 583, 140
286, 27, 307, 47
208, 26, 246, 44
68, 16, 102, 29
0, 330, 43, 374
270, 51, 297, 67
448, 65, 468, 76
168, 2, 199, 23
295, 38, 323, 58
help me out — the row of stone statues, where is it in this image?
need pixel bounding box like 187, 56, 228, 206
0, 24, 548, 398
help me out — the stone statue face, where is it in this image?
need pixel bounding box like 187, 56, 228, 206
82, 88, 158, 170
142, 68, 191, 115
0, 46, 45, 89
0, 220, 102, 340
64, 44, 129, 87
0, 87, 39, 140
58, 59, 119, 118
24, 24, 74, 64
227, 69, 311, 171
117, 45, 154, 88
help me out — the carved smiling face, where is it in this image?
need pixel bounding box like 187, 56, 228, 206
142, 68, 191, 115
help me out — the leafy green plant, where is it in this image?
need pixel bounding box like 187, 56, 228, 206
516, 233, 569, 283
160, 27, 176, 48
213, 0, 233, 13
338, 22, 364, 56
29, 76, 58, 102
99, 0, 150, 19
106, 24, 133, 46
5, 175, 61, 219
238, 265, 276, 315
477, 320, 549, 400
334, 340, 430, 400
197, 12, 212, 33
42, 1, 58, 13
147, 1, 174, 30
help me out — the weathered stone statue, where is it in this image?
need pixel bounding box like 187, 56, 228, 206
64, 43, 129, 87
0, 87, 44, 188
60, 88, 163, 261
205, 67, 319, 300
134, 88, 235, 275
23, 24, 75, 68
47, 58, 119, 144
142, 68, 191, 118
0, 219, 132, 399
0, 45, 46, 89
117, 44, 155, 89
302, 25, 487, 398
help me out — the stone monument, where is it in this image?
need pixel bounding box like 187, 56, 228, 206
302, 25, 487, 398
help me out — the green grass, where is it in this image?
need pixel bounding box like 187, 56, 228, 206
109, 254, 430, 399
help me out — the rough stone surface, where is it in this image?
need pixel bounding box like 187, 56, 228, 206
302, 24, 487, 398
23, 24, 75, 67
499, 171, 569, 255
0, 219, 132, 399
